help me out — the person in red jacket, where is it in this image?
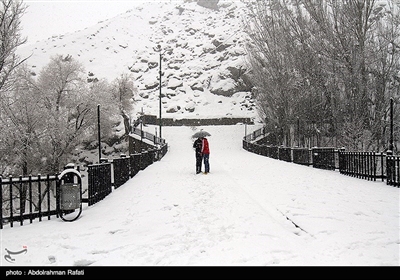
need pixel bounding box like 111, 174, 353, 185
201, 137, 210, 174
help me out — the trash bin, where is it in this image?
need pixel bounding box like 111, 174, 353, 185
60, 183, 81, 210
58, 167, 82, 222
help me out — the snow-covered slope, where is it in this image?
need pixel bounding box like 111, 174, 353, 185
17, 0, 257, 121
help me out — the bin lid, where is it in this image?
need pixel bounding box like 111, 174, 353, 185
58, 169, 81, 180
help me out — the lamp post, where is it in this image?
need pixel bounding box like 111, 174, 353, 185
140, 107, 143, 142
388, 98, 394, 154
297, 117, 300, 147
97, 104, 101, 163
154, 44, 163, 140
159, 51, 162, 139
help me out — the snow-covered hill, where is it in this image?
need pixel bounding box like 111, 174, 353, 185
17, 0, 257, 121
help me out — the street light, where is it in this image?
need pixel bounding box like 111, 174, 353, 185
97, 104, 101, 163
154, 44, 163, 140
388, 98, 394, 154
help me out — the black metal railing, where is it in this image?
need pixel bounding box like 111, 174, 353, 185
387, 155, 400, 186
338, 151, 385, 181
243, 128, 399, 187
131, 127, 165, 145
292, 148, 311, 165
87, 161, 112, 206
0, 175, 59, 229
312, 148, 336, 170
84, 142, 168, 207
113, 155, 130, 189
1, 132, 168, 228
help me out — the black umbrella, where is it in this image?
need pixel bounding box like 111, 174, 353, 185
192, 130, 211, 138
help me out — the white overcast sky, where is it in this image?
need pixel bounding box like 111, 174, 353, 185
21, 0, 150, 44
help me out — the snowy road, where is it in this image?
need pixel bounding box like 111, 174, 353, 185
1, 125, 399, 266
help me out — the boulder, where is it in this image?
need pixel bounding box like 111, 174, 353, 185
197, 0, 219, 11
167, 77, 183, 90
143, 75, 159, 90
190, 81, 204, 92
212, 39, 232, 52
209, 78, 237, 97
166, 105, 181, 113
129, 63, 148, 73
185, 101, 196, 112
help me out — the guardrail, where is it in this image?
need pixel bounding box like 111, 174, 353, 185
1, 131, 168, 228
86, 144, 168, 206
0, 175, 59, 229
243, 127, 399, 187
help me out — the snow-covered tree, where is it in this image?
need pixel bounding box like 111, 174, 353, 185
0, 0, 27, 93
34, 55, 90, 172
110, 73, 137, 136
244, 0, 400, 151
0, 64, 42, 176
0, 0, 29, 175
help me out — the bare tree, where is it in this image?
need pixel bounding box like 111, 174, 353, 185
365, 1, 400, 151
0, 64, 42, 214
244, 0, 399, 150
0, 64, 43, 176
0, 0, 29, 177
36, 55, 92, 172
0, 0, 28, 93
110, 73, 137, 137
35, 56, 134, 171
0, 54, 136, 175
245, 1, 305, 145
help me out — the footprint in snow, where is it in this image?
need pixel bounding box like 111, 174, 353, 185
73, 259, 96, 266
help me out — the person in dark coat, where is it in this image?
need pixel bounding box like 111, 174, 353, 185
193, 137, 203, 174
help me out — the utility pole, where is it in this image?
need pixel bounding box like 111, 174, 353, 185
140, 107, 143, 142
388, 98, 394, 153
97, 104, 101, 163
297, 117, 300, 147
159, 49, 162, 140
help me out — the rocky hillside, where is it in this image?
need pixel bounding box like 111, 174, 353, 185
17, 0, 257, 121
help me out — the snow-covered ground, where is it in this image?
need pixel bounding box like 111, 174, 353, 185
1, 125, 399, 267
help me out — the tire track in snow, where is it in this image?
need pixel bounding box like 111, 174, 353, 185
211, 149, 315, 239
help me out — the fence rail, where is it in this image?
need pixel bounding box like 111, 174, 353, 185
87, 162, 112, 206
113, 156, 130, 189
243, 128, 399, 187
85, 143, 168, 206
387, 156, 400, 187
131, 127, 165, 145
0, 175, 59, 229
313, 148, 336, 170
1, 131, 168, 228
338, 151, 385, 181
292, 148, 311, 165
